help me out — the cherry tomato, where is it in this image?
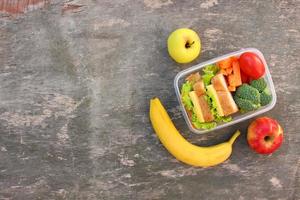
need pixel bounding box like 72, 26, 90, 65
239, 52, 265, 79
240, 70, 250, 83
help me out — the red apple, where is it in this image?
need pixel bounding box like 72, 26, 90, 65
247, 117, 283, 154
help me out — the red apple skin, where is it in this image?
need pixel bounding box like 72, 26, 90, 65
247, 117, 283, 154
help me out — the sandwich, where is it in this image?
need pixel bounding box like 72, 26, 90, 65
210, 73, 239, 116
181, 65, 238, 130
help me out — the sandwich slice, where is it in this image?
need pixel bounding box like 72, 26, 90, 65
191, 79, 214, 122
188, 91, 205, 122
189, 90, 215, 123
211, 74, 238, 116
206, 84, 224, 117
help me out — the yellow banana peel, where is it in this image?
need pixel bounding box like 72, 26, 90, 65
149, 98, 240, 167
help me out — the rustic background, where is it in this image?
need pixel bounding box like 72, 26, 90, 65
0, 0, 299, 199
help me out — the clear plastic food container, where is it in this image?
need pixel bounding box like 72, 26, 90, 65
174, 48, 277, 134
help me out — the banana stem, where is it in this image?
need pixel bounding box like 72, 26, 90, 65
228, 130, 241, 145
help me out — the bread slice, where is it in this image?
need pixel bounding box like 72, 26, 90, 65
189, 91, 205, 122
211, 73, 228, 92
211, 74, 238, 116
186, 72, 201, 83
193, 81, 205, 96
198, 95, 214, 122
216, 91, 238, 116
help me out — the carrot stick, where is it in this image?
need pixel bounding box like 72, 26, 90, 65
228, 85, 236, 92
232, 60, 242, 86
217, 57, 233, 69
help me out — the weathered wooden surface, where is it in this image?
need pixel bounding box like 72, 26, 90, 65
0, 0, 299, 199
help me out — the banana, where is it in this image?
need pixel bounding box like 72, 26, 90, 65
149, 98, 240, 167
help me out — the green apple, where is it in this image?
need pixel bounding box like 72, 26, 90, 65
167, 28, 201, 63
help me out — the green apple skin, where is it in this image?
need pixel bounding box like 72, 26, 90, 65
167, 28, 201, 64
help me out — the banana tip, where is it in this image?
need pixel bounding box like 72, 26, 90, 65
229, 130, 241, 145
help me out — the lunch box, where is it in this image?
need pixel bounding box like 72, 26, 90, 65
174, 48, 277, 134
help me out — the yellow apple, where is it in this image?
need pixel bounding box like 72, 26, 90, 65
167, 28, 201, 63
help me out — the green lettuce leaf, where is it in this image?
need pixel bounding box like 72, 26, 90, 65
202, 64, 219, 74
181, 81, 193, 110
202, 64, 219, 86
215, 115, 232, 123
191, 113, 217, 130
202, 74, 214, 86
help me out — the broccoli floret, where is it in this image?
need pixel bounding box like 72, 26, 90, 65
236, 84, 261, 105
260, 88, 272, 106
260, 92, 272, 106
234, 96, 260, 112
263, 87, 271, 95
234, 84, 261, 111
250, 78, 272, 106
250, 78, 267, 92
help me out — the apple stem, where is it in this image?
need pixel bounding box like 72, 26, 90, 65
185, 41, 195, 48
229, 130, 241, 145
